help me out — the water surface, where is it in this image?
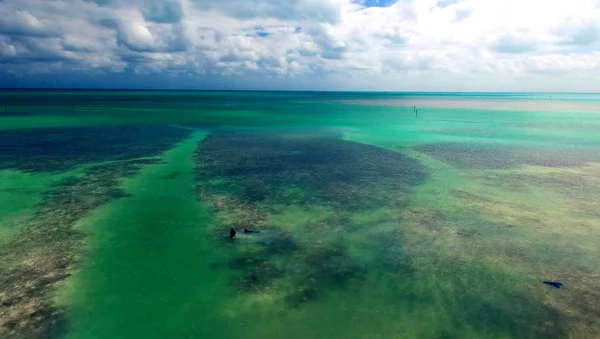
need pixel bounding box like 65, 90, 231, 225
1, 91, 599, 338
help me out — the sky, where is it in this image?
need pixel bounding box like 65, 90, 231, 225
1, 0, 600, 91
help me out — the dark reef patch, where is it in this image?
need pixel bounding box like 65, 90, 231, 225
1, 125, 191, 338
372, 228, 414, 274
302, 244, 365, 286
197, 131, 426, 209
229, 250, 286, 293
0, 125, 191, 172
284, 282, 321, 308
417, 143, 600, 169
449, 273, 569, 339
196, 131, 425, 307
195, 130, 569, 338
0, 159, 156, 339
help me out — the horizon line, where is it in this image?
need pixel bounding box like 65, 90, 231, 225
1, 88, 600, 95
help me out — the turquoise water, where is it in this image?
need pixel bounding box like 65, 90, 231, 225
1, 91, 599, 338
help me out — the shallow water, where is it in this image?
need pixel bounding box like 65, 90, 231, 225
1, 91, 599, 338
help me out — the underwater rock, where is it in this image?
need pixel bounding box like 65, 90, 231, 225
543, 281, 564, 289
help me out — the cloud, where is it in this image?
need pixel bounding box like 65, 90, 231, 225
115, 18, 188, 53
191, 0, 343, 24
570, 26, 598, 45
491, 33, 536, 54
1, 0, 600, 91
306, 24, 347, 60
524, 53, 600, 75
62, 36, 104, 53
0, 39, 18, 58
381, 53, 435, 71
0, 10, 60, 38
142, 0, 183, 23
219, 50, 258, 62
117, 19, 156, 52
454, 7, 473, 22
557, 22, 599, 45
436, 0, 462, 9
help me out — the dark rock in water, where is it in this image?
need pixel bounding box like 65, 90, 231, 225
543, 281, 564, 289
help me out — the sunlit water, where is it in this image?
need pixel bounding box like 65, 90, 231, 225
1, 91, 599, 339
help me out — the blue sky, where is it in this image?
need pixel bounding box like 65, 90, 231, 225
359, 0, 398, 8
1, 0, 600, 91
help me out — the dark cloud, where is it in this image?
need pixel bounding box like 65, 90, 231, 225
142, 0, 183, 23
306, 24, 347, 60
163, 24, 189, 52
0, 36, 70, 64
61, 36, 103, 53
97, 18, 119, 29
219, 50, 257, 62
0, 0, 598, 91
378, 29, 409, 45
85, 0, 183, 23
84, 0, 117, 5
298, 49, 318, 57
321, 46, 346, 60
219, 51, 243, 62
0, 67, 339, 90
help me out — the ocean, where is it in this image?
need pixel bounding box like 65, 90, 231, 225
1, 90, 599, 338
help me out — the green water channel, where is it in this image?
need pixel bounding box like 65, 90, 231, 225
57, 132, 235, 338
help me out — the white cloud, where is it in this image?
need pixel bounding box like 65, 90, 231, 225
0, 0, 600, 90
0, 10, 61, 37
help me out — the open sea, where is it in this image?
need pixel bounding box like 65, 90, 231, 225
1, 90, 599, 338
